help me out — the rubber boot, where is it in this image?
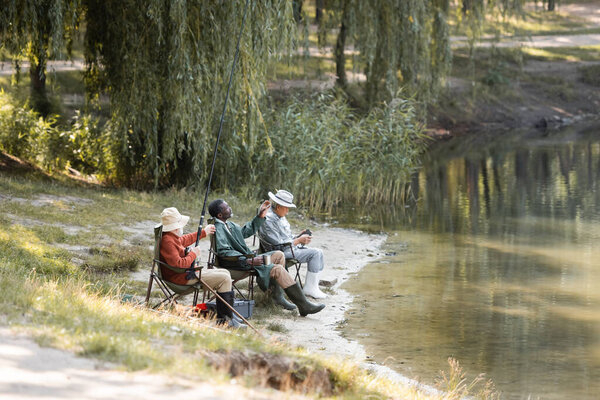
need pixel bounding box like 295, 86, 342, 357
216, 291, 247, 329
269, 281, 297, 310
284, 283, 325, 317
303, 271, 327, 299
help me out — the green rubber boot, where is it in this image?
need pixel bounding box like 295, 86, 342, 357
284, 283, 325, 317
270, 281, 296, 310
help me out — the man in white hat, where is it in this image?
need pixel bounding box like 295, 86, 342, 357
258, 190, 328, 299
159, 207, 245, 328
208, 199, 325, 316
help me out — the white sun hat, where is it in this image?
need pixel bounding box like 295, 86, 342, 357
161, 207, 190, 232
268, 189, 296, 208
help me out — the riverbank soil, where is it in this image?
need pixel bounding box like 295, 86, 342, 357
428, 2, 600, 136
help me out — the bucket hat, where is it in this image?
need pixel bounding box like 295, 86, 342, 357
268, 189, 296, 208
161, 207, 190, 232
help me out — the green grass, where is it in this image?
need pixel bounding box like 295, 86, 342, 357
268, 54, 336, 81
579, 64, 600, 85
522, 45, 600, 61
450, 7, 592, 38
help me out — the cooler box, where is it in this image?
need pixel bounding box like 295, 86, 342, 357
206, 299, 255, 319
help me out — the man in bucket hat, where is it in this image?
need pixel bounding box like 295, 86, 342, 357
208, 199, 325, 317
159, 207, 245, 328
258, 190, 328, 299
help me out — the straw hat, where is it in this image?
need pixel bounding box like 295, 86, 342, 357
268, 189, 296, 208
161, 207, 190, 232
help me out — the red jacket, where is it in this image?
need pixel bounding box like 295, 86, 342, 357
160, 230, 207, 284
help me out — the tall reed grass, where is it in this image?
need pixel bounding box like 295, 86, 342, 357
256, 92, 427, 211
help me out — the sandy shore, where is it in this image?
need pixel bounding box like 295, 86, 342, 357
0, 328, 307, 400
1, 223, 388, 399
259, 226, 386, 359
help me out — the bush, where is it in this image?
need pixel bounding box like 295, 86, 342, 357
0, 91, 115, 176
0, 91, 54, 159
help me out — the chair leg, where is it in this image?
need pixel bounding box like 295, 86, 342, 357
193, 289, 199, 307
152, 278, 176, 309
232, 279, 248, 300
145, 272, 155, 306
295, 263, 304, 288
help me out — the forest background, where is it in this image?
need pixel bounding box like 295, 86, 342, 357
4, 0, 597, 212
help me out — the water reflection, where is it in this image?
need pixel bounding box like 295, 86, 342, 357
342, 125, 600, 400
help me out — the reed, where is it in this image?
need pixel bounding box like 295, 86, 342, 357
256, 92, 427, 211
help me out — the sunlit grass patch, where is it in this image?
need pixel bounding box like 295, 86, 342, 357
0, 225, 78, 276
83, 243, 148, 273
522, 45, 600, 62
268, 54, 335, 81
449, 7, 590, 37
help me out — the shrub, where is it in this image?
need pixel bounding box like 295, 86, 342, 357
0, 91, 115, 176
0, 91, 54, 159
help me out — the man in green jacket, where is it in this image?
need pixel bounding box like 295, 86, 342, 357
208, 198, 324, 317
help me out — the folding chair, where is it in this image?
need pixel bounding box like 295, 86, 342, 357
145, 224, 204, 309
205, 219, 256, 301
258, 239, 304, 288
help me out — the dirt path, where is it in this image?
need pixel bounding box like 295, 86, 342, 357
0, 327, 306, 400
560, 3, 600, 25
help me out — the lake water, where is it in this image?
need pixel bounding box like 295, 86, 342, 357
341, 124, 600, 400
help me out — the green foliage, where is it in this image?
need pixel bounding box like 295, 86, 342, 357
0, 0, 82, 114
0, 91, 53, 158
0, 91, 114, 175
83, 0, 295, 188
256, 92, 427, 210
482, 65, 510, 86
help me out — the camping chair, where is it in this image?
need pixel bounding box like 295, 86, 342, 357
205, 219, 256, 301
258, 239, 304, 288
145, 224, 204, 309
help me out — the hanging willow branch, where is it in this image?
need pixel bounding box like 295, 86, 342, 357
83, 0, 294, 188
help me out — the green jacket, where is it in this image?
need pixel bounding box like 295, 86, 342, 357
214, 215, 273, 290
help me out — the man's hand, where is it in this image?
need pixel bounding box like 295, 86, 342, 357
203, 224, 216, 235
299, 234, 312, 245
258, 200, 271, 218
293, 233, 312, 246
191, 246, 201, 257
246, 257, 264, 266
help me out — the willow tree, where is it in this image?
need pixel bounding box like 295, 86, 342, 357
0, 0, 82, 115
329, 0, 525, 108
83, 0, 294, 188
325, 0, 451, 108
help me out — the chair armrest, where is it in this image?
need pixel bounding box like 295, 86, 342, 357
155, 259, 203, 273
260, 241, 293, 252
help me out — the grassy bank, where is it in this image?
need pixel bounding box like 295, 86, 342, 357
0, 161, 500, 399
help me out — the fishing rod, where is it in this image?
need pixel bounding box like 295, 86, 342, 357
190, 0, 251, 255
183, 0, 256, 332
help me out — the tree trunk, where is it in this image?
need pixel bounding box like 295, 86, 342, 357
293, 0, 303, 23
334, 0, 348, 88
547, 0, 555, 11
315, 0, 324, 23
29, 57, 51, 117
